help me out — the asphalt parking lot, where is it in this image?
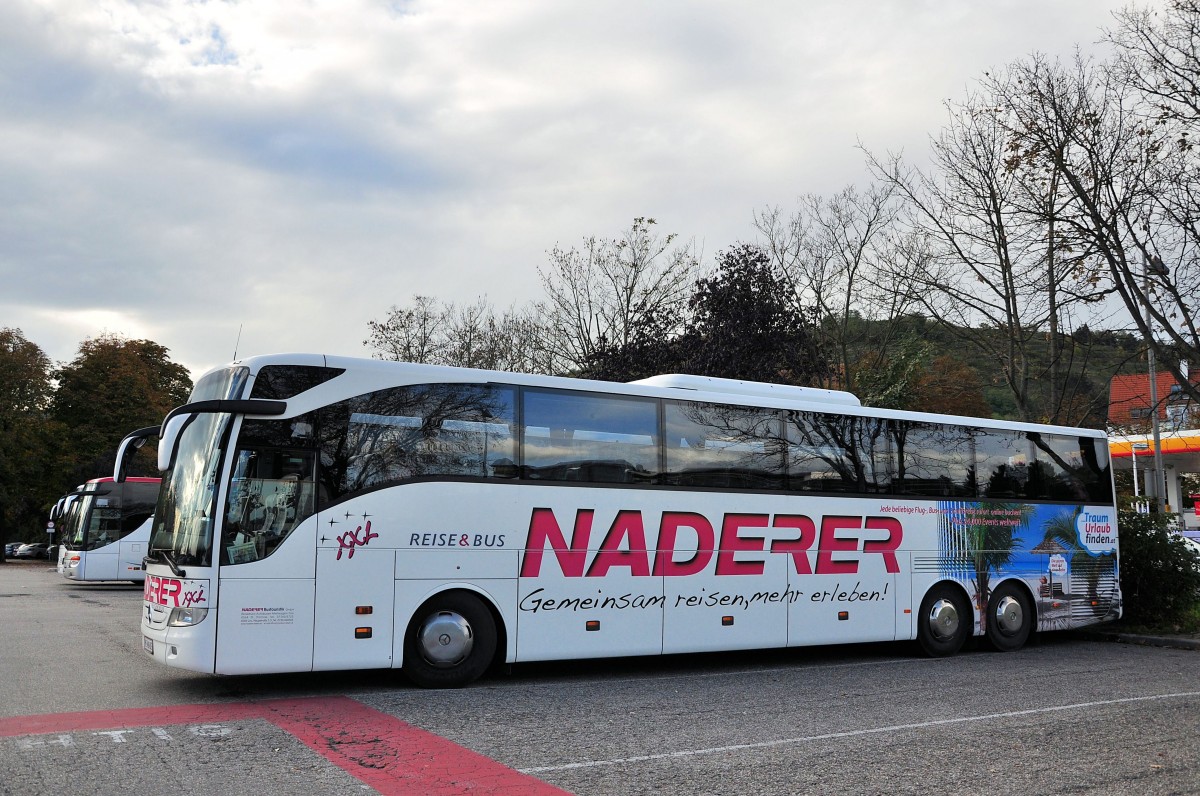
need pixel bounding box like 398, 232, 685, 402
3, 560, 1199, 795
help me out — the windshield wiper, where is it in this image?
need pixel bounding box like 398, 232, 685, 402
144, 549, 187, 578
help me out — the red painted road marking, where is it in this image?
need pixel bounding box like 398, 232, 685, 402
0, 696, 571, 796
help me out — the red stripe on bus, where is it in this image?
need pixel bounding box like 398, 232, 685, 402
0, 696, 570, 796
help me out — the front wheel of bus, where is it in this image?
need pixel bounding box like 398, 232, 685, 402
403, 592, 497, 689
985, 581, 1033, 652
917, 584, 970, 657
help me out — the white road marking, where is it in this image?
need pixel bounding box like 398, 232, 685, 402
519, 690, 1200, 773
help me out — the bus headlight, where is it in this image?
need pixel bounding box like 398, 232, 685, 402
167, 607, 208, 627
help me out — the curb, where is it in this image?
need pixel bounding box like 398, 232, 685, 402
1071, 629, 1200, 651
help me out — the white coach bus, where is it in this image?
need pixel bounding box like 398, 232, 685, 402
56, 477, 159, 583
56, 427, 161, 583
141, 354, 1120, 687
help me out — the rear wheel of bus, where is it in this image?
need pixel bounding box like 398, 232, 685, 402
402, 591, 497, 688
985, 581, 1033, 652
917, 583, 971, 657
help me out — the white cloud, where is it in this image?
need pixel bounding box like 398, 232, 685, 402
1, 0, 1132, 379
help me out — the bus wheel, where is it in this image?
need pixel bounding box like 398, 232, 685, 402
985, 582, 1033, 652
403, 592, 496, 689
917, 584, 970, 657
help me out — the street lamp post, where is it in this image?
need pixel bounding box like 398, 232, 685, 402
1133, 441, 1150, 510
1146, 255, 1168, 514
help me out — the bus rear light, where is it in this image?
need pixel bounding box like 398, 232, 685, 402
69, 554, 80, 563
721, 616, 734, 626
585, 620, 600, 631
355, 627, 372, 639
355, 606, 373, 615
838, 611, 849, 621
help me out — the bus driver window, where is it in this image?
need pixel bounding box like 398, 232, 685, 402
223, 448, 315, 563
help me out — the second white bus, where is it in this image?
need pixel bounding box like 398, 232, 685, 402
56, 476, 160, 583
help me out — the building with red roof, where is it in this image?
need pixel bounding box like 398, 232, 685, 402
1107, 369, 1198, 431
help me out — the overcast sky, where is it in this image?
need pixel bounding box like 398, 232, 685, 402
2, 0, 1137, 381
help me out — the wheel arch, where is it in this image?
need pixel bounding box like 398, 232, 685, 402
916, 579, 977, 635
986, 576, 1040, 636
401, 584, 509, 671
990, 576, 1037, 611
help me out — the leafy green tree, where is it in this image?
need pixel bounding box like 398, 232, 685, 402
0, 329, 61, 557
681, 244, 832, 386
51, 334, 192, 485
580, 244, 833, 387
578, 305, 688, 382
851, 338, 933, 411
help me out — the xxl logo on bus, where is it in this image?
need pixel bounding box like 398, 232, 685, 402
520, 509, 903, 578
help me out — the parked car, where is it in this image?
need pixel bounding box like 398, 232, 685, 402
13, 542, 50, 559
4, 542, 24, 557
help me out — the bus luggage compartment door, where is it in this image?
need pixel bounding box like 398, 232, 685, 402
121, 540, 146, 578
313, 547, 397, 670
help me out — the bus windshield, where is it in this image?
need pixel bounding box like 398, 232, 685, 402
148, 411, 231, 568
62, 481, 159, 551
148, 365, 251, 569
58, 497, 84, 549
62, 494, 104, 550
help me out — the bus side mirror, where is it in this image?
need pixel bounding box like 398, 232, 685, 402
156, 399, 288, 472
115, 426, 160, 482
159, 414, 191, 472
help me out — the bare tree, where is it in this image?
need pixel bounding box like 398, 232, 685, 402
537, 217, 701, 373
986, 45, 1200, 407
365, 295, 446, 364
365, 295, 553, 373
1100, 2, 1200, 397
753, 183, 919, 395
866, 68, 1118, 424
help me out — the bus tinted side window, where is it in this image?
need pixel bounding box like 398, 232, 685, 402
785, 411, 892, 494
976, 429, 1031, 499
120, 481, 159, 537
317, 384, 517, 502
522, 389, 659, 484
1080, 435, 1114, 503
891, 420, 976, 497
664, 401, 784, 489
1026, 432, 1113, 503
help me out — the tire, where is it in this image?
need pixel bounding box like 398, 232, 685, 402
402, 592, 497, 689
985, 581, 1033, 652
917, 583, 971, 657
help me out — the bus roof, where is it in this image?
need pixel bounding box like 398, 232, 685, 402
206, 352, 1108, 439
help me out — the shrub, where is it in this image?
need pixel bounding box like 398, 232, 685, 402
1117, 510, 1200, 626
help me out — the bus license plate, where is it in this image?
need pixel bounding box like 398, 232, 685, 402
143, 636, 154, 655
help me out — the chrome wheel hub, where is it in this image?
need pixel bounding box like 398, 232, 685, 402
418, 610, 474, 667
927, 598, 960, 641
993, 595, 1024, 635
